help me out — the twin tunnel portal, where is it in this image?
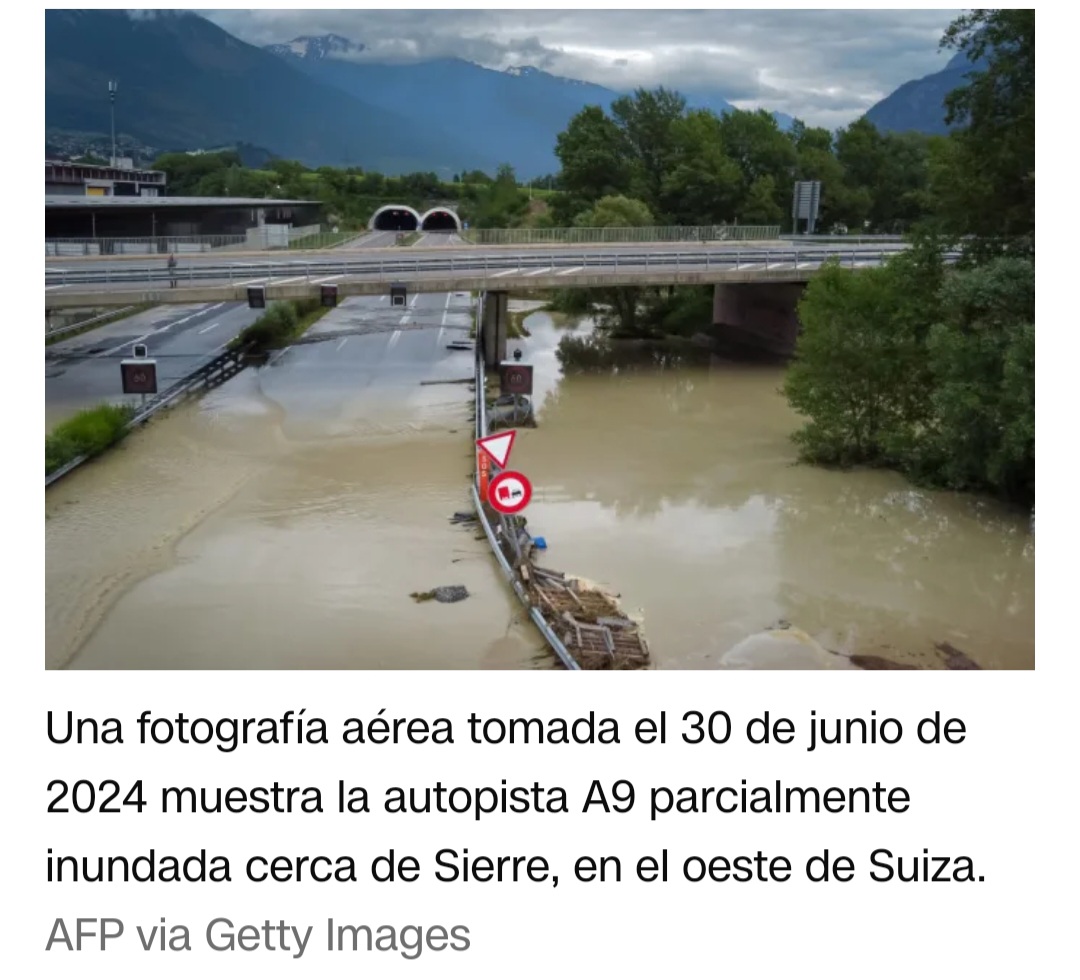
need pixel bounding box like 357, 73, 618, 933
369, 205, 462, 233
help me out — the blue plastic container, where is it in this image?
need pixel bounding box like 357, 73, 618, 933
533, 536, 548, 549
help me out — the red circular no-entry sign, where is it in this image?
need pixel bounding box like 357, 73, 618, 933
487, 470, 533, 515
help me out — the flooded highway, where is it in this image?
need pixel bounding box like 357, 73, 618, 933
45, 301, 1034, 670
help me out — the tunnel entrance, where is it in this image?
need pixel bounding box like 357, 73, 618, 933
420, 208, 462, 232
370, 205, 421, 231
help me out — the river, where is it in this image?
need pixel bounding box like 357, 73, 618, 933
44, 302, 1034, 670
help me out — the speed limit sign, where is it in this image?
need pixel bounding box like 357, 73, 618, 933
120, 358, 158, 394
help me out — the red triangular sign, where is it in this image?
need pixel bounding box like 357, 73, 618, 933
476, 430, 516, 468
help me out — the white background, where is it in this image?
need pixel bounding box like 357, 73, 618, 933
10, 676, 1072, 978
18, 1, 1067, 977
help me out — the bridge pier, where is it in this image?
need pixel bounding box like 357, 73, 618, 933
712, 282, 805, 357
481, 290, 509, 369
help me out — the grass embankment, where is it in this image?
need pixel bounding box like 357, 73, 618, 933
46, 303, 154, 347
46, 404, 135, 476
230, 299, 330, 354
396, 232, 422, 246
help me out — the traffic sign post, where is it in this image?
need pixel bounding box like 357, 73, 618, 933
487, 470, 532, 515
478, 451, 491, 501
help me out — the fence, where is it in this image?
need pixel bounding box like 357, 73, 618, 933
471, 298, 579, 669
45, 229, 364, 256
464, 225, 781, 246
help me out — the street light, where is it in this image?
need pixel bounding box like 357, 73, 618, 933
108, 80, 118, 166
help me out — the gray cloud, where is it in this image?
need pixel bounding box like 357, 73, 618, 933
204, 8, 962, 128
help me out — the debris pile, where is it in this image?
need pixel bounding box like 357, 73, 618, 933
481, 503, 651, 670
410, 585, 470, 603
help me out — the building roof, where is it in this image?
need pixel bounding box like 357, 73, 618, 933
45, 196, 319, 209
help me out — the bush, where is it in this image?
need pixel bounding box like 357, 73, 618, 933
233, 300, 309, 353
46, 404, 135, 474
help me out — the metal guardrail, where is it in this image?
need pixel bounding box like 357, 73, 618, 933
45, 306, 136, 342
471, 296, 579, 670
779, 234, 905, 243
45, 346, 247, 488
465, 225, 780, 245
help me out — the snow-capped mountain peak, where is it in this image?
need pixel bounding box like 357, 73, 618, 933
264, 34, 363, 61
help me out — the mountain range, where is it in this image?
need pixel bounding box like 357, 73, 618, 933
46, 9, 968, 176
864, 49, 990, 135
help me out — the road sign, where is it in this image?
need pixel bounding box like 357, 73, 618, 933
476, 429, 516, 468
488, 470, 532, 514
390, 283, 407, 307
120, 359, 158, 394
499, 361, 533, 395
321, 284, 338, 308
247, 286, 266, 309
792, 180, 822, 233
132, 343, 148, 359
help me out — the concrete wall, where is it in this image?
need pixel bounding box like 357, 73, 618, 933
712, 282, 805, 356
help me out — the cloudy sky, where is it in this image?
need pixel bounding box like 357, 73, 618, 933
204, 8, 962, 128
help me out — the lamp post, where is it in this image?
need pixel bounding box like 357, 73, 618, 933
108, 80, 118, 165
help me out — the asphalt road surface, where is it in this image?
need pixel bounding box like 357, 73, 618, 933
45, 301, 261, 425
258, 289, 475, 413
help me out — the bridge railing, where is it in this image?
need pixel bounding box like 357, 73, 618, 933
463, 225, 781, 246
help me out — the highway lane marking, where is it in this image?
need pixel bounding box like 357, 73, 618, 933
234, 277, 269, 286
738, 263, 763, 271
269, 276, 306, 285
313, 275, 339, 284
492, 268, 520, 277
197, 321, 221, 334
388, 330, 402, 349
336, 338, 349, 351
97, 303, 223, 357
557, 266, 584, 276
525, 267, 551, 276
440, 292, 452, 328
44, 284, 69, 291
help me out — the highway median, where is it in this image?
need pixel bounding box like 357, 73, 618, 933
229, 298, 330, 355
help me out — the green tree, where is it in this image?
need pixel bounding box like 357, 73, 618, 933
937, 9, 1035, 247
783, 260, 931, 465
555, 105, 633, 212
660, 110, 743, 224
609, 87, 687, 208
741, 175, 783, 225
575, 195, 654, 228
923, 258, 1035, 499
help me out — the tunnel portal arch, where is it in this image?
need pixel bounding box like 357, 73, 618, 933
369, 205, 422, 231
420, 208, 463, 232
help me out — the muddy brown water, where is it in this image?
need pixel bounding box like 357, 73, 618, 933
45, 307, 1034, 670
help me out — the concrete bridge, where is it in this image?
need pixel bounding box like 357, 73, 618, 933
45, 241, 936, 356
